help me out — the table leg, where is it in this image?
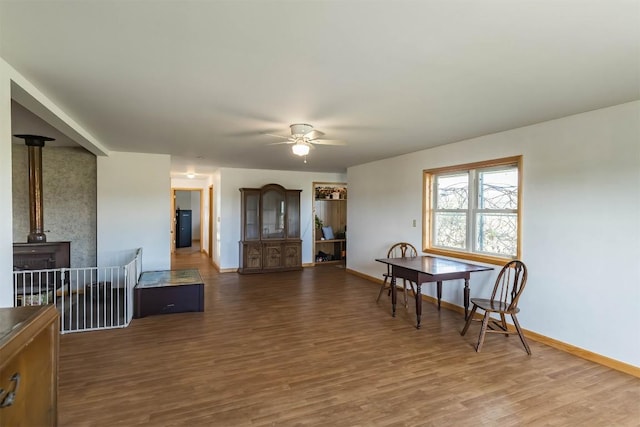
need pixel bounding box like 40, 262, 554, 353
391, 275, 397, 317
437, 281, 442, 311
415, 283, 422, 329
464, 278, 470, 320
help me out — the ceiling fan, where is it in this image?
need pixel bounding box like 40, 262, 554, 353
266, 124, 344, 157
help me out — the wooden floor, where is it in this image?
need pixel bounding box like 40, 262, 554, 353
59, 248, 640, 426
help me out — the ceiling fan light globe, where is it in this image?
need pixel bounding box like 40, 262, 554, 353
292, 143, 310, 156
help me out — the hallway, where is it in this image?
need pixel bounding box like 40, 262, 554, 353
172, 240, 210, 270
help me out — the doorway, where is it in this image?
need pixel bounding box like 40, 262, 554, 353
209, 185, 214, 261
172, 189, 203, 252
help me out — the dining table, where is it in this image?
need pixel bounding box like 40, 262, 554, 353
375, 255, 493, 329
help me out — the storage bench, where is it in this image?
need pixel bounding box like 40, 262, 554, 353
133, 269, 204, 318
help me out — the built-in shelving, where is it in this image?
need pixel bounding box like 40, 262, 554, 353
313, 183, 347, 265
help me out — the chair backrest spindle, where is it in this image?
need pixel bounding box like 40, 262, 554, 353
490, 260, 528, 311
385, 242, 418, 275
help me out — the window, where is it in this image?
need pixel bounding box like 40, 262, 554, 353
423, 156, 521, 265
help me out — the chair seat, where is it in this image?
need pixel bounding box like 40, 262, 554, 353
470, 298, 520, 314
381, 273, 413, 290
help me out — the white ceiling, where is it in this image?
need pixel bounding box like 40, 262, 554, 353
1, 1, 639, 177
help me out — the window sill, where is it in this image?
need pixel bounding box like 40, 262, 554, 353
423, 248, 515, 266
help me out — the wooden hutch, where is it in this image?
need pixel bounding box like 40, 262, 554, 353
238, 184, 302, 274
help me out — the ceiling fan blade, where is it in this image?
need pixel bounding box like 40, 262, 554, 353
224, 129, 281, 137
267, 140, 294, 145
264, 133, 291, 140
310, 139, 345, 146
304, 129, 325, 140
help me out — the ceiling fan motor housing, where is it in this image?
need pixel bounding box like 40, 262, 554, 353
290, 123, 314, 137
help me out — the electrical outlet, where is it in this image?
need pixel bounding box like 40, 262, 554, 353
412, 219, 416, 227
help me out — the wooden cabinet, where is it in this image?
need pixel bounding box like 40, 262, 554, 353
0, 304, 59, 426
239, 184, 302, 274
314, 183, 347, 265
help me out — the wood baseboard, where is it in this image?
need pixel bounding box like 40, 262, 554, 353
346, 268, 382, 283
522, 330, 640, 377
349, 269, 640, 378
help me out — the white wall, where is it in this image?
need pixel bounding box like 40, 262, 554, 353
97, 152, 171, 271
175, 190, 191, 211
0, 59, 13, 307
212, 171, 221, 266
218, 168, 346, 270
347, 101, 640, 367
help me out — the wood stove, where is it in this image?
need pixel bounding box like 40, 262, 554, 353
13, 242, 70, 271
13, 242, 70, 296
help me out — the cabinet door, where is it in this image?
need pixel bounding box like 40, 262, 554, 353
286, 191, 300, 239
242, 190, 261, 241
284, 243, 301, 268
262, 188, 285, 239
242, 243, 262, 270
263, 243, 283, 269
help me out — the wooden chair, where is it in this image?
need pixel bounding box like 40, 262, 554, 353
461, 260, 531, 355
376, 242, 418, 308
